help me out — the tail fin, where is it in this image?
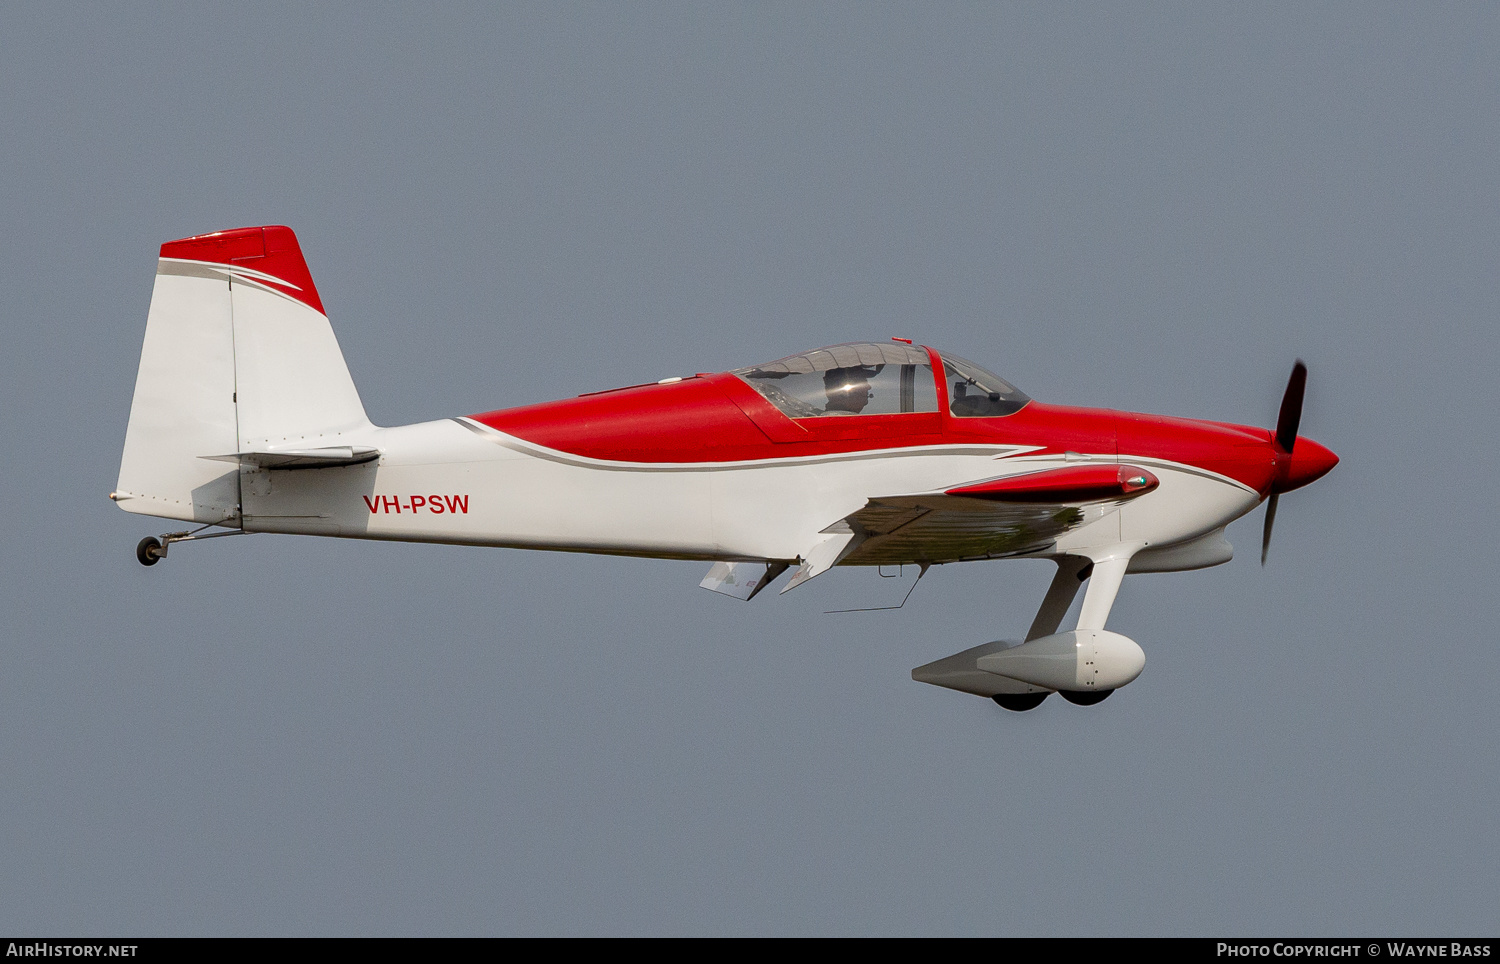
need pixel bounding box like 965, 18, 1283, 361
115, 226, 371, 524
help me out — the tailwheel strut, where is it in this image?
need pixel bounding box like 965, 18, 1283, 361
134, 524, 246, 566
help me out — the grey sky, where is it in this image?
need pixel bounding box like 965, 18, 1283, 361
2, 3, 1495, 935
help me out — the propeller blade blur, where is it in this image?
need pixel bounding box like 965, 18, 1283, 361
1261, 493, 1279, 566
1275, 361, 1307, 453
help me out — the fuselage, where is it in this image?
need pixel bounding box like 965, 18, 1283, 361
239, 347, 1337, 568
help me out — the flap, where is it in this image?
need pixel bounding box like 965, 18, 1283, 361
781, 523, 862, 594
700, 560, 791, 601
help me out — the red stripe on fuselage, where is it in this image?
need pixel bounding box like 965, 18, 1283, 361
469, 373, 1277, 491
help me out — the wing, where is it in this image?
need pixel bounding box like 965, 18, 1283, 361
700, 463, 1161, 598
841, 463, 1159, 567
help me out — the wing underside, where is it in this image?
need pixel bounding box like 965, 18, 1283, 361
839, 493, 1107, 566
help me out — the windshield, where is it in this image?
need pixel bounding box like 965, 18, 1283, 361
940, 352, 1029, 417
734, 343, 939, 418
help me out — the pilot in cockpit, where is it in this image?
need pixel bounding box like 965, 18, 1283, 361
822, 365, 878, 415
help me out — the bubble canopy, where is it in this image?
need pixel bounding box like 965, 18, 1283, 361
732, 343, 1029, 419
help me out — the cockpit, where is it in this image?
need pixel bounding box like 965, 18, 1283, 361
733, 342, 1029, 419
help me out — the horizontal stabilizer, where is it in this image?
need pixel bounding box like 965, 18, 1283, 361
700, 561, 790, 601
202, 446, 380, 469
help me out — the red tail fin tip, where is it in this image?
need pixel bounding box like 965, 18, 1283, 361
158, 225, 325, 315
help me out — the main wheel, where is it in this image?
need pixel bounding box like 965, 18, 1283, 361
992, 692, 1049, 712
136, 536, 163, 567
1060, 688, 1112, 706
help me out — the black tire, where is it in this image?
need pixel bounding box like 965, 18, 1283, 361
992, 692, 1049, 712
1060, 688, 1112, 706
136, 536, 162, 567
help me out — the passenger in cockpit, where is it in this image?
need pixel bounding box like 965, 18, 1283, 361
823, 366, 876, 414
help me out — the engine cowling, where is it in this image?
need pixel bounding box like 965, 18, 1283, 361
975, 630, 1145, 692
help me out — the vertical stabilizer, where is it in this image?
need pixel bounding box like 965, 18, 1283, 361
115, 226, 372, 525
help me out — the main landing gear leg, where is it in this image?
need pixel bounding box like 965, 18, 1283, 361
1075, 553, 1130, 633
1025, 554, 1092, 642
133, 524, 246, 566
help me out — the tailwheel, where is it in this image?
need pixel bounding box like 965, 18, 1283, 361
136, 536, 163, 567
992, 692, 1049, 712
1060, 689, 1112, 706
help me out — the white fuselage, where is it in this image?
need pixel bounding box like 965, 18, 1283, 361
240, 417, 1261, 565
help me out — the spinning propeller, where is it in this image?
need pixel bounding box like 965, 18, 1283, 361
1261, 360, 1337, 565
1261, 360, 1305, 564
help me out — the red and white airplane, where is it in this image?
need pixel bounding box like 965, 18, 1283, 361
114, 225, 1337, 710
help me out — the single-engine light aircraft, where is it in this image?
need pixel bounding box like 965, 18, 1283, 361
114, 226, 1337, 710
